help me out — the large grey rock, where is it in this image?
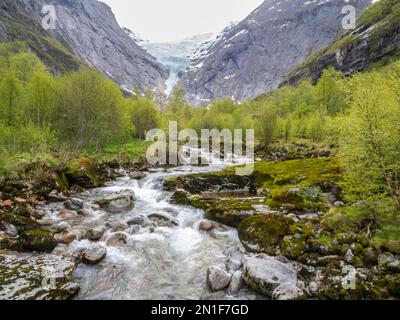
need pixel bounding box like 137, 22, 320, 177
228, 271, 243, 294
243, 255, 298, 297
0, 254, 79, 300
86, 226, 106, 241
179, 0, 371, 105
83, 245, 107, 265
207, 266, 232, 292
96, 190, 136, 213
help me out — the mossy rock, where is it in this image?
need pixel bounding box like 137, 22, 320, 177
205, 208, 255, 228
281, 235, 306, 259
63, 157, 100, 188
238, 214, 288, 255
21, 228, 57, 253
268, 188, 304, 210
384, 275, 400, 298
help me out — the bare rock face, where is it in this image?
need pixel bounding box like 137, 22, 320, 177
22, 0, 168, 92
0, 254, 79, 300
179, 0, 372, 105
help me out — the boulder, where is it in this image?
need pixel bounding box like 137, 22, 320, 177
207, 266, 232, 292
96, 190, 136, 213
83, 246, 107, 264
243, 255, 298, 297
127, 215, 148, 226
199, 220, 214, 232
86, 226, 106, 241
64, 198, 84, 211
238, 214, 288, 255
21, 229, 57, 253
272, 283, 306, 300
228, 271, 243, 294
0, 254, 79, 300
106, 233, 127, 247
128, 171, 146, 180
148, 213, 178, 227
48, 190, 67, 202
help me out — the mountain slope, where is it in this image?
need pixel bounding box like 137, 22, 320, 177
179, 0, 372, 105
0, 0, 82, 74
283, 0, 400, 86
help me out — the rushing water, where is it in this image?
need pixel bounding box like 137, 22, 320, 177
40, 149, 257, 300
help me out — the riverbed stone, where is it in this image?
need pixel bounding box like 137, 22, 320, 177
96, 190, 136, 213
54, 231, 77, 245
243, 255, 298, 297
57, 209, 78, 220
199, 220, 214, 231
127, 215, 148, 226
64, 198, 84, 211
128, 171, 146, 180
228, 271, 243, 294
83, 245, 107, 264
207, 266, 232, 292
148, 213, 178, 227
0, 254, 79, 300
106, 232, 127, 247
86, 226, 106, 241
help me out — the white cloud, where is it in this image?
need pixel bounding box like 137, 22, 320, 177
100, 0, 264, 42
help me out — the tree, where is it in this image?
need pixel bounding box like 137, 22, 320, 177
0, 72, 23, 126
340, 72, 400, 208
54, 68, 128, 148
25, 69, 58, 127
128, 97, 160, 139
257, 104, 278, 147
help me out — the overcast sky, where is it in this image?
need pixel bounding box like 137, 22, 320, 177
101, 0, 264, 42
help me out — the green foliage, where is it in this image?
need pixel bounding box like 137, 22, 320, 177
128, 96, 160, 139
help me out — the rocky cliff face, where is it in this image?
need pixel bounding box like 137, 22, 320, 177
283, 0, 400, 86
1, 0, 168, 92
35, 0, 168, 92
179, 0, 372, 105
0, 0, 82, 74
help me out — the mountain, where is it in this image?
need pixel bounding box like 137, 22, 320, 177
122, 27, 148, 47
1, 0, 168, 93
283, 0, 400, 86
178, 0, 372, 106
0, 0, 82, 74
142, 33, 214, 94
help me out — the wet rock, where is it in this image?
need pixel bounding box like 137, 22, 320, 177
0, 254, 79, 300
106, 221, 128, 232
272, 283, 306, 300
55, 222, 71, 233
48, 190, 67, 202
57, 209, 78, 220
106, 233, 127, 247
243, 255, 297, 297
228, 271, 243, 294
225, 247, 244, 271
54, 231, 77, 245
64, 198, 84, 211
63, 157, 100, 189
127, 225, 141, 235
205, 208, 255, 228
21, 229, 57, 252
199, 220, 214, 232
86, 226, 106, 241
128, 171, 146, 180
238, 214, 288, 255
148, 213, 178, 227
77, 209, 90, 216
127, 215, 148, 226
96, 190, 136, 213
83, 246, 107, 264
170, 190, 191, 205
207, 266, 232, 292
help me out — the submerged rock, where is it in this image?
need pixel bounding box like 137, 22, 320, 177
0, 254, 79, 300
207, 266, 232, 292
243, 255, 297, 297
96, 190, 136, 213
82, 246, 107, 265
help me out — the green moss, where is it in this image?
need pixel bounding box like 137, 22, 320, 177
238, 214, 288, 255
21, 228, 57, 253
371, 227, 400, 254
63, 157, 101, 188
321, 206, 373, 233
